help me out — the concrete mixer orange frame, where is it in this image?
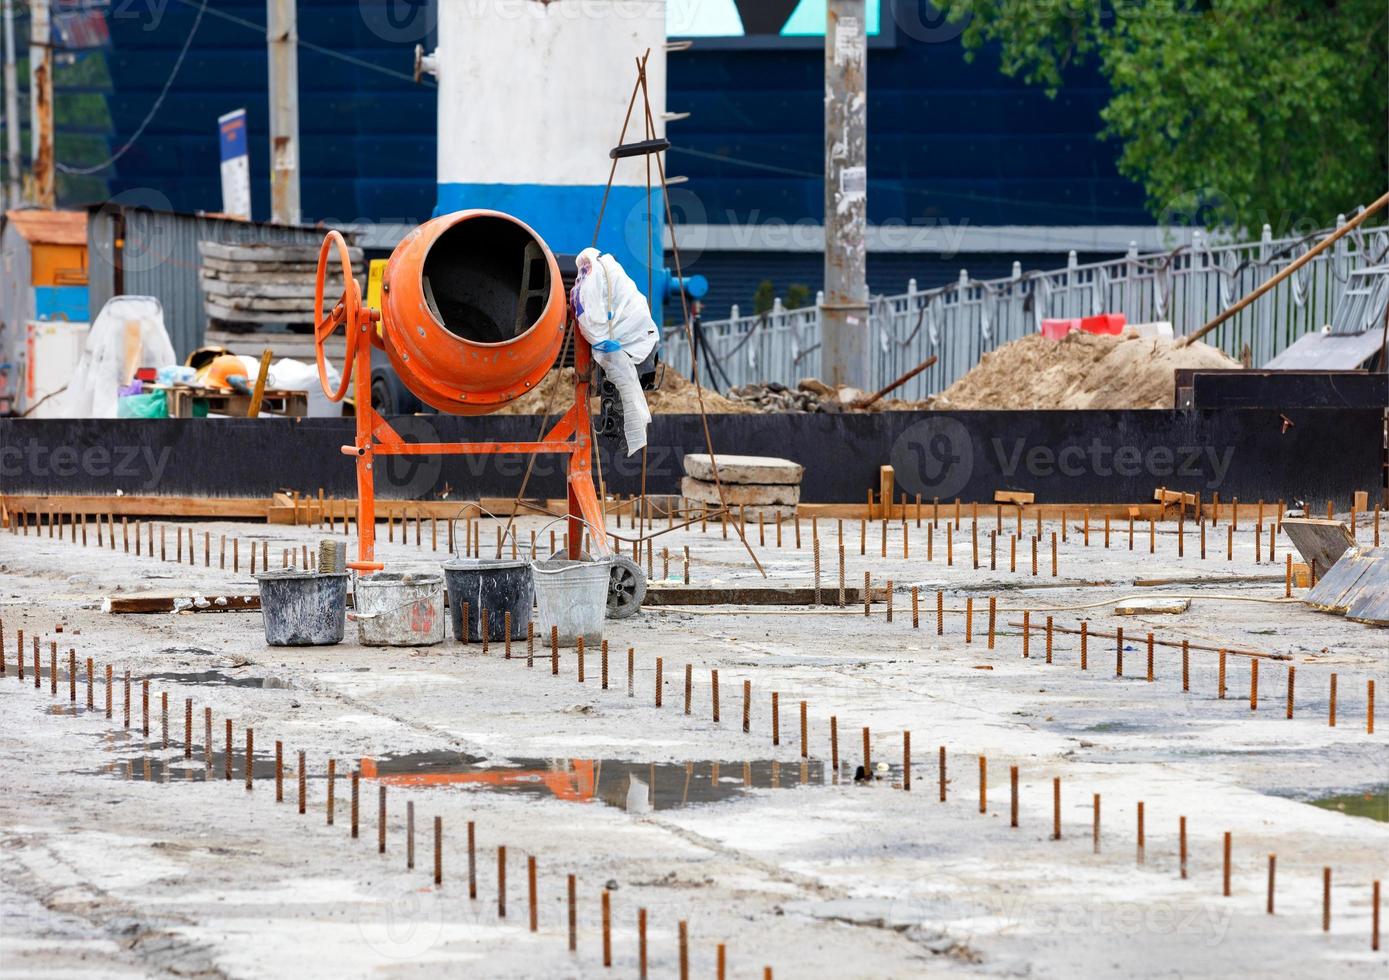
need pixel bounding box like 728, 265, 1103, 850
313, 210, 610, 572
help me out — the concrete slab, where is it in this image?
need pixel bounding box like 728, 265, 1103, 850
682, 454, 804, 486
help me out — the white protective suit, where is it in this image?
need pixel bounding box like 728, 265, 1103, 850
570, 248, 659, 455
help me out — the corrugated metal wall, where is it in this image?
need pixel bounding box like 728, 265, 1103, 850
86, 207, 327, 360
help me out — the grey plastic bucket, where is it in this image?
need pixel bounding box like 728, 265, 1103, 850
442, 558, 534, 643
351, 572, 446, 647
531, 558, 612, 647
254, 569, 348, 646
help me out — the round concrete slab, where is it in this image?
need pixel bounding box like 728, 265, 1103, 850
682, 453, 804, 485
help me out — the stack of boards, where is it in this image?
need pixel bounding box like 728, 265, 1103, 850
198, 241, 361, 327
680, 453, 804, 520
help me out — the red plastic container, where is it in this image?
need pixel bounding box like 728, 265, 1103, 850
1079, 313, 1126, 335
1040, 318, 1080, 340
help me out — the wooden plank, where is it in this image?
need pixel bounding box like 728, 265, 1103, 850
878, 465, 894, 520
1281, 518, 1356, 575
1305, 549, 1375, 613
246, 349, 274, 419
993, 490, 1034, 505
645, 584, 878, 606
1345, 548, 1389, 626
3, 494, 272, 518
1154, 488, 1197, 507
103, 593, 263, 614
795, 502, 1170, 521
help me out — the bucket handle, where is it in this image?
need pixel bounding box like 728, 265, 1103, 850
447, 503, 529, 561
528, 513, 604, 561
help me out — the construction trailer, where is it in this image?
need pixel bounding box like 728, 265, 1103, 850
0, 209, 90, 416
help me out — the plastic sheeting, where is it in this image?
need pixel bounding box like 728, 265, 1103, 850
61, 296, 176, 418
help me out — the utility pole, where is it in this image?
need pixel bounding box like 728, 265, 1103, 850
3, 0, 20, 207
822, 0, 869, 389
267, 0, 301, 224
29, 0, 53, 208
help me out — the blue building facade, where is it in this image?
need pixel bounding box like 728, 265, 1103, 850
39, 0, 1148, 317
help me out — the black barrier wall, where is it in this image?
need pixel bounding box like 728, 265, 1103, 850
0, 409, 1381, 504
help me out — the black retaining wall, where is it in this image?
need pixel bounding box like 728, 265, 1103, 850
1, 409, 1382, 505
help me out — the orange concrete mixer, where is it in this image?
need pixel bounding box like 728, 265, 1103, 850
312, 210, 610, 573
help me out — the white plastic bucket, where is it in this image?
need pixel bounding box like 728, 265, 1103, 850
350, 572, 446, 647
531, 558, 612, 647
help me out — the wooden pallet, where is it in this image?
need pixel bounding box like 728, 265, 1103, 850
166, 385, 307, 418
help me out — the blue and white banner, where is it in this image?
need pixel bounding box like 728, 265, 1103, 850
217, 108, 250, 220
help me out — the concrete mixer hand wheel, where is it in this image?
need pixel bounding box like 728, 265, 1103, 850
605, 554, 647, 619
313, 230, 373, 403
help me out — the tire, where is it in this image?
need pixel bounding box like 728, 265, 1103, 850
606, 554, 646, 619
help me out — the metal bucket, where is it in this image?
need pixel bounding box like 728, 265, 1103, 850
351, 572, 446, 647
442, 558, 534, 643
254, 569, 348, 646
531, 558, 612, 647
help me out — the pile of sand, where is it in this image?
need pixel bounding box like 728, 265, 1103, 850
930, 331, 1240, 410
493, 365, 753, 415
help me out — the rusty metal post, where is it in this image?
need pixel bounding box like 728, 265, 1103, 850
28, 0, 52, 207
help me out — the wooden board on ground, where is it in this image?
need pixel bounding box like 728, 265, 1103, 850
4, 494, 274, 519
1281, 518, 1356, 575
993, 490, 1034, 505
682, 453, 804, 485
1345, 548, 1389, 626
104, 593, 262, 614
1305, 546, 1389, 625
645, 584, 878, 606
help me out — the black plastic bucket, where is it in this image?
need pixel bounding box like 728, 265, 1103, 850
442, 558, 534, 642
254, 569, 348, 646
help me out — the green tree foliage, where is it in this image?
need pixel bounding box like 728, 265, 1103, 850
752, 279, 776, 315
785, 283, 812, 309
937, 0, 1388, 233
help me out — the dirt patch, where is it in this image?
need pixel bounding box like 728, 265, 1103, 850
493, 365, 754, 415
929, 331, 1240, 410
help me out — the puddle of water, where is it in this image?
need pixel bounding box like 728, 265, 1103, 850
84, 742, 286, 784
361, 751, 831, 812
1307, 786, 1388, 822
141, 670, 288, 689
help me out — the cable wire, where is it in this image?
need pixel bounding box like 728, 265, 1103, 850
56, 0, 207, 175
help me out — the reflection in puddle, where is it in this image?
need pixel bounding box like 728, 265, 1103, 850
141, 670, 285, 689
1307, 786, 1388, 822
361, 751, 829, 812
85, 739, 284, 784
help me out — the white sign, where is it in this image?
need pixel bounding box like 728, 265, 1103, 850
218, 108, 251, 220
